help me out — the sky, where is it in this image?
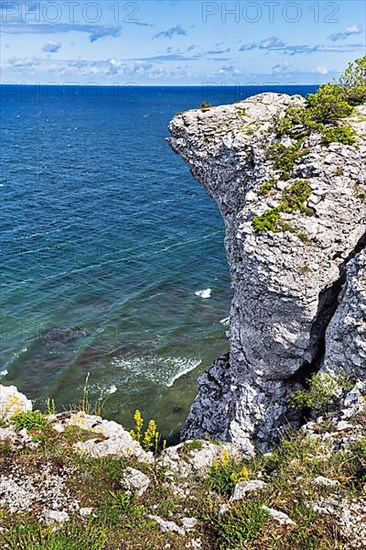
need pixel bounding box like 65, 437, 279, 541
0, 0, 365, 85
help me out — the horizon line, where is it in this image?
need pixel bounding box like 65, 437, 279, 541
0, 82, 321, 87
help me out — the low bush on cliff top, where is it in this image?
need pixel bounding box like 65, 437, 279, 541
276, 56, 366, 146
253, 57, 365, 233
268, 141, 309, 181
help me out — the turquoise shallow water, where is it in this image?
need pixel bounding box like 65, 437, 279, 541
0, 85, 317, 436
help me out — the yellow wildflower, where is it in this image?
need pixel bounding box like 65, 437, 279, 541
222, 448, 230, 468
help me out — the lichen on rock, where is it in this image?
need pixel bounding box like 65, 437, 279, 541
0, 385, 32, 420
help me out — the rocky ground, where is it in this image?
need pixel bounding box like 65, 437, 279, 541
0, 383, 365, 549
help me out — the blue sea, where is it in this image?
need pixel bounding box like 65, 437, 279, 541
0, 84, 317, 437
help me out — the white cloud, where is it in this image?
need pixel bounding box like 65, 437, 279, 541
42, 41, 61, 53
317, 66, 329, 75
329, 25, 363, 41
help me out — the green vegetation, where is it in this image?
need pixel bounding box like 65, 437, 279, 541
258, 178, 276, 196
181, 440, 204, 457
268, 141, 309, 180
0, 395, 365, 549
200, 101, 213, 111
276, 56, 366, 148
306, 83, 354, 123
355, 184, 366, 199
130, 409, 165, 454
3, 521, 107, 550
252, 207, 281, 233
98, 491, 145, 526
257, 57, 366, 221
11, 410, 50, 432
321, 125, 356, 145
235, 106, 247, 117
350, 438, 366, 484
339, 55, 366, 105
207, 501, 269, 548
291, 372, 353, 412
209, 449, 249, 496
252, 179, 312, 234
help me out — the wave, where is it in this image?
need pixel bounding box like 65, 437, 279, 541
195, 288, 212, 299
111, 355, 201, 388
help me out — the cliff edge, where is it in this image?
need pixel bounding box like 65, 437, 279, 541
169, 91, 366, 453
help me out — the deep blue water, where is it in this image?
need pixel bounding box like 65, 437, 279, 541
0, 84, 317, 435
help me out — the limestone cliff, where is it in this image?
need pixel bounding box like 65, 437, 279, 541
168, 93, 366, 453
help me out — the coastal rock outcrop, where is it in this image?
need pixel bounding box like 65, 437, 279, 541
168, 92, 366, 452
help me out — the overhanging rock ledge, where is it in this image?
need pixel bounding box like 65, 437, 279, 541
168, 92, 366, 453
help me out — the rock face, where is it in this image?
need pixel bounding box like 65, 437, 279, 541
320, 249, 366, 378
168, 93, 366, 452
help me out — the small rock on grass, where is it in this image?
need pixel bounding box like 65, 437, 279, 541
182, 517, 198, 531
121, 467, 150, 497
230, 479, 267, 501
148, 515, 185, 536
44, 509, 69, 525
263, 506, 296, 526
313, 476, 339, 487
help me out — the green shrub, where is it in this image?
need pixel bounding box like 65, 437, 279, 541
258, 178, 276, 196
273, 56, 365, 158
306, 83, 354, 124
281, 179, 312, 212
209, 449, 249, 496
268, 141, 308, 180
207, 501, 269, 548
200, 101, 213, 111
321, 125, 356, 145
291, 372, 352, 412
11, 410, 50, 432
340, 56, 366, 106
277, 116, 293, 136
252, 179, 312, 234
252, 207, 281, 232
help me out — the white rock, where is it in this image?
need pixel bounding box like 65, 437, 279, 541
230, 480, 267, 501
263, 506, 296, 526
44, 509, 69, 524
313, 476, 339, 487
121, 467, 150, 497
336, 421, 354, 431
182, 517, 198, 531
79, 507, 93, 517
169, 93, 366, 451
0, 385, 32, 420
148, 515, 185, 536
65, 412, 153, 463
